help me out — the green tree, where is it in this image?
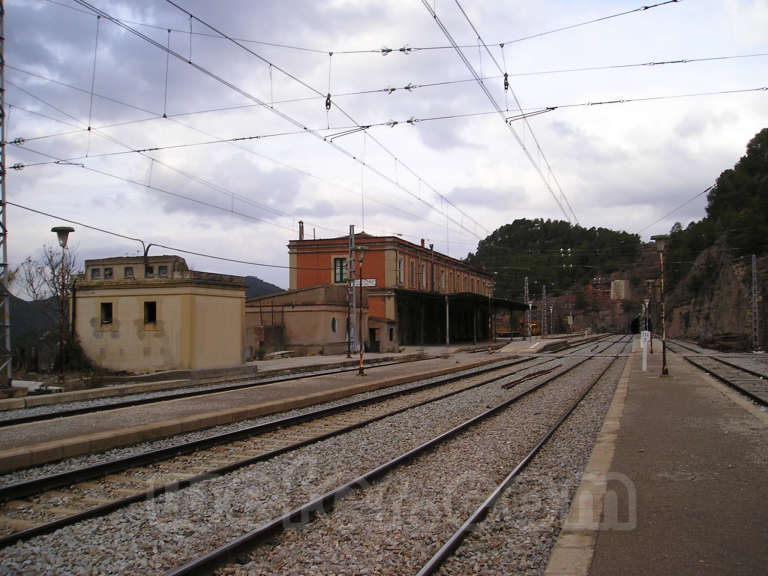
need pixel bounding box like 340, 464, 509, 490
466, 218, 640, 301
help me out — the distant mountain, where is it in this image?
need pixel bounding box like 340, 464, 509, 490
10, 294, 56, 347
244, 276, 283, 299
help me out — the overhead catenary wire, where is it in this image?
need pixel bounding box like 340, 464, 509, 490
7, 95, 478, 245
637, 185, 713, 235
11, 84, 768, 168
7, 114, 478, 246
10, 200, 478, 272
422, 0, 573, 224
453, 0, 578, 224
158, 0, 488, 240
6, 79, 345, 237
67, 0, 487, 240
7, 200, 322, 272
41, 0, 682, 57
10, 49, 767, 144
10, 143, 301, 232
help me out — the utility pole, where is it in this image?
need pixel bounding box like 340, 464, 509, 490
542, 284, 547, 337
347, 225, 354, 357
356, 246, 367, 376
487, 281, 492, 354
524, 276, 530, 341
0, 1, 11, 388
753, 254, 760, 352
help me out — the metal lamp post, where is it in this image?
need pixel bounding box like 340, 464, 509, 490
549, 305, 553, 336
355, 246, 367, 376
51, 226, 74, 387
651, 234, 669, 376
528, 300, 533, 341
487, 280, 493, 354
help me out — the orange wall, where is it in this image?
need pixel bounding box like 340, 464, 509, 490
292, 237, 490, 295
368, 294, 387, 319
295, 248, 388, 289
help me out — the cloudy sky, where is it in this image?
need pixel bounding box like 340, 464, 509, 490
6, 0, 768, 289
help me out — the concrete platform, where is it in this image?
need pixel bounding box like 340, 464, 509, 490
547, 337, 768, 576
0, 350, 517, 473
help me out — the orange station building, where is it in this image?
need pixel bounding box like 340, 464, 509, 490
268, 223, 522, 353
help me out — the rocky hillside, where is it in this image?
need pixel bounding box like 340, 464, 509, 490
667, 244, 766, 350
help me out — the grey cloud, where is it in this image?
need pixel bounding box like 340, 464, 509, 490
447, 185, 526, 210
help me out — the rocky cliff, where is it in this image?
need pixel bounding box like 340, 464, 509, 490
666, 243, 767, 350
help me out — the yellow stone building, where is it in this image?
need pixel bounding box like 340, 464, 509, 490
74, 256, 246, 373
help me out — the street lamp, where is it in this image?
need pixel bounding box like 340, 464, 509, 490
651, 234, 669, 376
51, 226, 74, 388
643, 298, 649, 332
354, 246, 367, 376
549, 305, 553, 336
528, 300, 533, 342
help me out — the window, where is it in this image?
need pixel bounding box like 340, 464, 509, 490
145, 265, 154, 278
124, 266, 134, 279
158, 265, 169, 278
90, 268, 101, 280
333, 257, 347, 283
389, 327, 394, 341
397, 257, 404, 285
421, 264, 427, 289
440, 270, 445, 292
410, 261, 415, 288
144, 301, 157, 325
100, 302, 113, 325
331, 317, 337, 333
103, 267, 113, 279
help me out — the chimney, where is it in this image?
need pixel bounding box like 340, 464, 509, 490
298, 220, 304, 241
429, 243, 434, 251
421, 239, 425, 248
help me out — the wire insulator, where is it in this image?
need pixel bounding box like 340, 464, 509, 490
504, 72, 509, 91
325, 93, 332, 111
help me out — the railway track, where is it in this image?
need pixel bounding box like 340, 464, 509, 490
0, 355, 431, 428
0, 336, 608, 428
667, 340, 768, 406
155, 335, 630, 576
2, 338, 616, 572
0, 338, 615, 549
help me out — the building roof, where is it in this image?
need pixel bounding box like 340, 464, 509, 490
79, 255, 246, 290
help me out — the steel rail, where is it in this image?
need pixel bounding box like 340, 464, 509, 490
675, 353, 767, 406
0, 357, 530, 500
417, 338, 630, 575
162, 338, 626, 576
667, 340, 768, 379
1, 335, 610, 497
0, 356, 428, 428
0, 356, 560, 548
0, 334, 609, 428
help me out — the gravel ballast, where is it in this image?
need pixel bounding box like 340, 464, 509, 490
0, 352, 596, 575
0, 358, 522, 488
218, 350, 627, 574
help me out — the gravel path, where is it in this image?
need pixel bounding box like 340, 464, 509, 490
216, 355, 624, 575
0, 354, 575, 575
